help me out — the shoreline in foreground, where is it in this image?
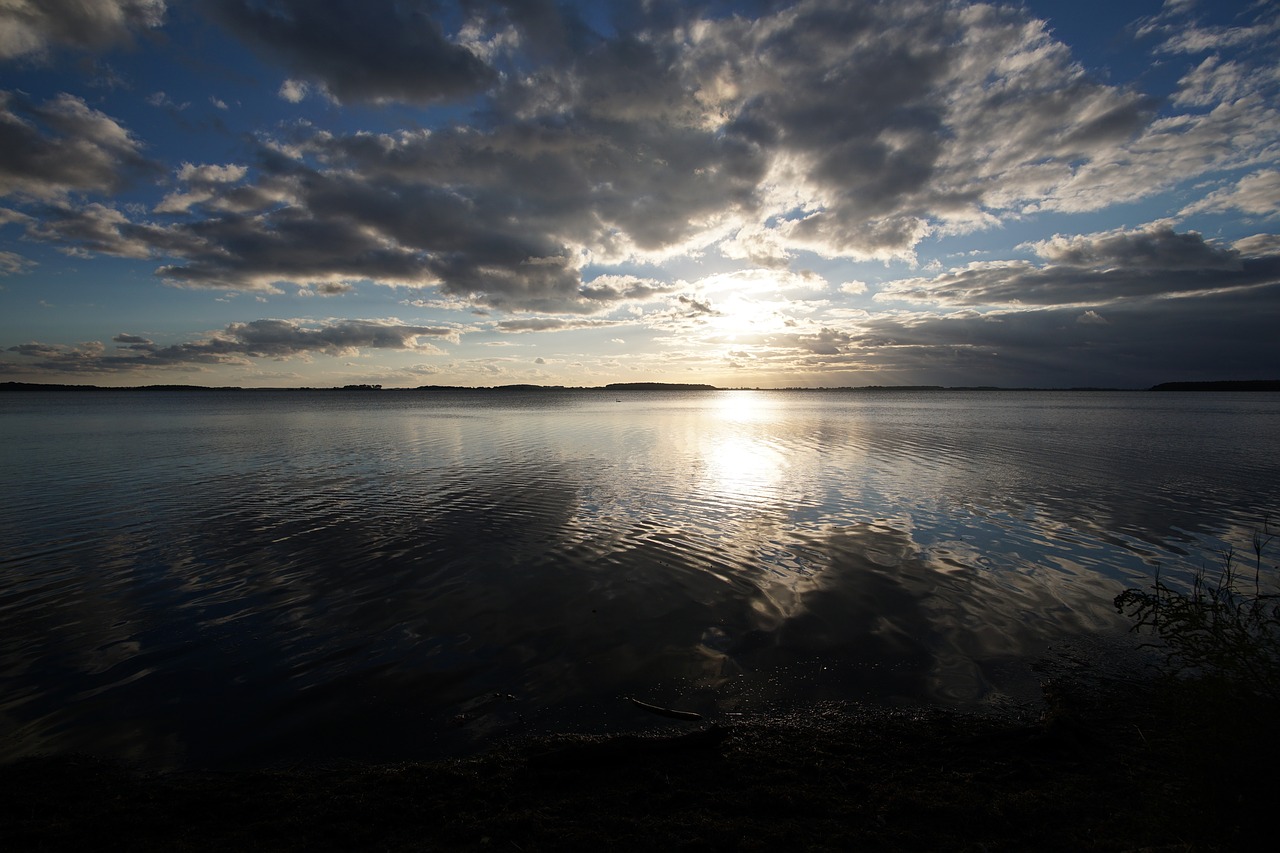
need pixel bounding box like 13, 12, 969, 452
2, 672, 1272, 851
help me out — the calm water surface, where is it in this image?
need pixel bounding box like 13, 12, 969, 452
2, 389, 1277, 767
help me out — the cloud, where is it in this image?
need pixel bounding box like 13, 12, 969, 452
1234, 233, 1280, 258
1021, 5, 1279, 217
496, 317, 627, 334
277, 79, 311, 103
38, 111, 761, 308
6, 318, 457, 374
153, 162, 249, 213
714, 280, 1280, 389
146, 91, 189, 110
1146, 8, 1280, 55
25, 203, 199, 260
689, 0, 1159, 258
11, 0, 1280, 323
0, 0, 166, 61
0, 91, 153, 200
877, 224, 1279, 308
0, 251, 34, 276
203, 0, 497, 105
202, 318, 457, 354
1181, 170, 1280, 218
676, 295, 718, 316
177, 163, 247, 184
1171, 55, 1262, 108
1028, 223, 1242, 270
578, 275, 676, 303
302, 282, 356, 297
858, 285, 1280, 387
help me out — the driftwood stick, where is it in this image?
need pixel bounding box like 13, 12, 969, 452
628, 697, 703, 721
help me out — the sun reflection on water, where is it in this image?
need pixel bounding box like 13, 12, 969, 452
702, 391, 786, 503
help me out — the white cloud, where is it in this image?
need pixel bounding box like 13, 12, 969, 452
155, 163, 250, 213
1182, 170, 1280, 218
278, 79, 311, 103
1234, 233, 1280, 257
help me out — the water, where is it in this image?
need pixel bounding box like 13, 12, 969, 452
2, 389, 1277, 767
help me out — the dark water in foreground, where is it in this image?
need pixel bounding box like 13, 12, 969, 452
2, 389, 1277, 767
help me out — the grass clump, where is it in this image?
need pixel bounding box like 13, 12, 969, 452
1114, 519, 1280, 701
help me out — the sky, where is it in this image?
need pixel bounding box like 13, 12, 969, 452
1, 0, 1277, 389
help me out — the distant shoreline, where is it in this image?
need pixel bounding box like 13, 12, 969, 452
3, 379, 1278, 393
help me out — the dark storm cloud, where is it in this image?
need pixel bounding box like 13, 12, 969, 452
6, 319, 456, 374
845, 284, 1280, 387
0, 0, 166, 60
727, 281, 1279, 388
202, 0, 496, 104
0, 92, 154, 200
877, 226, 1280, 308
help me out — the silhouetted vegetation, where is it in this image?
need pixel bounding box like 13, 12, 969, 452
604, 382, 719, 391
1115, 520, 1279, 701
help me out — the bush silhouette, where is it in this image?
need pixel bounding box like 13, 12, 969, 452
1115, 519, 1279, 701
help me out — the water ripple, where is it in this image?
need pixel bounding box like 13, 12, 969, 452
1, 389, 1277, 766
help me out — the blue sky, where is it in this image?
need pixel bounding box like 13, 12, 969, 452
1, 0, 1277, 388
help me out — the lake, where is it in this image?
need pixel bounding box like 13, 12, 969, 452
2, 388, 1277, 768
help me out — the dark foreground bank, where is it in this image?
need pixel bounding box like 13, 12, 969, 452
1, 667, 1273, 852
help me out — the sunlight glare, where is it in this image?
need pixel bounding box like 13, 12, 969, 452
702, 391, 785, 502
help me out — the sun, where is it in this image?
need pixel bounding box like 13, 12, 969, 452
694, 272, 800, 344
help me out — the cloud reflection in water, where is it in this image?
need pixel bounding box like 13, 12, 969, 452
1, 389, 1276, 767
